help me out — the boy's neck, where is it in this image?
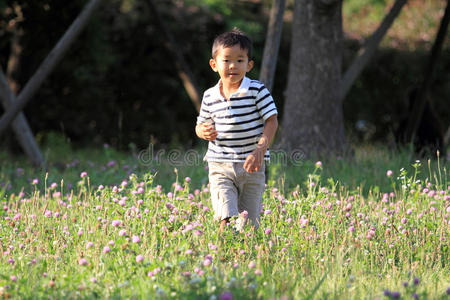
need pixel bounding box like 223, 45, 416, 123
220, 79, 243, 101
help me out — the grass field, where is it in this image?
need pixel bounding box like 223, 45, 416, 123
0, 0, 448, 298
0, 144, 449, 299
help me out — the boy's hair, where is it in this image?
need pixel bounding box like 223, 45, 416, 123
212, 27, 253, 60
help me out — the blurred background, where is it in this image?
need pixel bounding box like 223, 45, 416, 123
0, 0, 449, 154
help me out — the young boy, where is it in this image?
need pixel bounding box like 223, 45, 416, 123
195, 28, 278, 232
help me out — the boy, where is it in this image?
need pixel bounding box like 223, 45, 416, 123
195, 28, 278, 232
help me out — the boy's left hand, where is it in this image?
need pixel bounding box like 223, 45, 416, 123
244, 148, 264, 173
243, 115, 278, 173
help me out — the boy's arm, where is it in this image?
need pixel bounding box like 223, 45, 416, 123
243, 114, 278, 173
196, 122, 218, 141
196, 91, 217, 141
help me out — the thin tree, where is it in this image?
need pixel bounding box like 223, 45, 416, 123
259, 0, 286, 92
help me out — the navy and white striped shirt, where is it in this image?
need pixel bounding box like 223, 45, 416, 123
197, 76, 278, 162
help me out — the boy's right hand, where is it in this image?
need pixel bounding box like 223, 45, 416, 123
196, 122, 218, 141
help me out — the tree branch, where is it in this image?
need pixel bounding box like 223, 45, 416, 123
340, 0, 407, 100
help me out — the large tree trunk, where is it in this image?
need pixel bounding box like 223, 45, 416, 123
279, 0, 346, 157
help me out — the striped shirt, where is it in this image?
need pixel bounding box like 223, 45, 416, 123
197, 76, 278, 162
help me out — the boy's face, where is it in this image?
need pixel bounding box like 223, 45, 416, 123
210, 44, 254, 88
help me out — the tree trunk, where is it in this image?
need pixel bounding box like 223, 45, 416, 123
259, 0, 286, 92
279, 0, 346, 157
6, 3, 24, 94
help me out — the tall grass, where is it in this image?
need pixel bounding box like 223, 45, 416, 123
0, 145, 449, 299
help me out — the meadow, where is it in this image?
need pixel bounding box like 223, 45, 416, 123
0, 143, 449, 299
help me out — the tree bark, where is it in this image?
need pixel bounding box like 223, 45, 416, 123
259, 0, 286, 92
405, 0, 450, 143
0, 69, 45, 167
145, 0, 202, 112
340, 0, 407, 100
279, 0, 346, 157
0, 0, 103, 136
6, 3, 24, 95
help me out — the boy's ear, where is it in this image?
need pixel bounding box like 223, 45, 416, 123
209, 58, 218, 72
247, 60, 254, 72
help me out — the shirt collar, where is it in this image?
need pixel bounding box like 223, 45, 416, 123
236, 76, 251, 94
213, 76, 251, 99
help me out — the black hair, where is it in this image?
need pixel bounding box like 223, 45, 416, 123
212, 27, 253, 60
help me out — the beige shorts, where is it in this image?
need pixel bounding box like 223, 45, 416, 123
208, 161, 265, 229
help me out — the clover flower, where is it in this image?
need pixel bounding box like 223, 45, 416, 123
220, 291, 233, 300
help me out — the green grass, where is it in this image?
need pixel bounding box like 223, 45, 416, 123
1, 136, 448, 197
0, 144, 449, 299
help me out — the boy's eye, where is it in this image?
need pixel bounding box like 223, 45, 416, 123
238, 60, 243, 62
223, 60, 229, 62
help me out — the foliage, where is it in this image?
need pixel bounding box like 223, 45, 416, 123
0, 145, 449, 299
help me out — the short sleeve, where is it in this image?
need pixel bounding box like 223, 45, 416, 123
255, 85, 278, 121
197, 93, 212, 125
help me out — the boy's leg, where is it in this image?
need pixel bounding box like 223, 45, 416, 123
237, 162, 265, 230
219, 217, 231, 233
208, 162, 239, 228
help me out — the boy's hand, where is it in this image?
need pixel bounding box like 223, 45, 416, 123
244, 147, 265, 173
244, 115, 278, 173
196, 122, 218, 141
